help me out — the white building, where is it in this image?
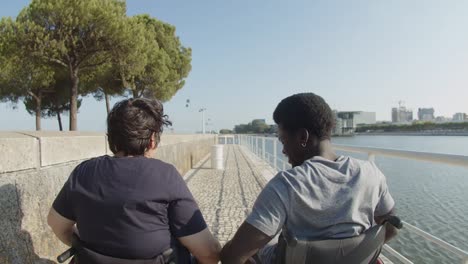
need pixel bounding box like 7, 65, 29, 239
453, 113, 467, 122
335, 111, 376, 135
354, 112, 377, 126
418, 108, 435, 121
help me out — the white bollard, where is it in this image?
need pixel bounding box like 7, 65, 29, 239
211, 145, 224, 170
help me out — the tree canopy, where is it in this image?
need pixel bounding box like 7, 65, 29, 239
232, 119, 277, 134
0, 0, 191, 130
124, 15, 192, 101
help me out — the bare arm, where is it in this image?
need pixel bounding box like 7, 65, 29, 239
178, 228, 221, 264
47, 207, 76, 247
220, 222, 272, 264
375, 208, 398, 243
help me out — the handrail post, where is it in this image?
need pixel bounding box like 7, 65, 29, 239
253, 136, 255, 154
256, 137, 259, 156
273, 138, 278, 171
262, 137, 266, 161
252, 136, 255, 154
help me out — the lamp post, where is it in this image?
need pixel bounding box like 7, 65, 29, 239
199, 108, 207, 134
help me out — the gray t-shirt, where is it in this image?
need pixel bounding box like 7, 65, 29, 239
246, 156, 395, 239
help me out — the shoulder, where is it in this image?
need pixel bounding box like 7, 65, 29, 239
342, 156, 387, 184
142, 158, 185, 188
70, 155, 107, 175
273, 162, 311, 186
262, 169, 298, 199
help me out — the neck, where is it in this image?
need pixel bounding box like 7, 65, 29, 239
113, 151, 153, 158
114, 151, 131, 158
304, 139, 337, 161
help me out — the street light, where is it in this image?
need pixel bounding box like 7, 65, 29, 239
199, 108, 207, 134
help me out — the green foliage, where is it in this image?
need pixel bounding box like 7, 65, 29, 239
14, 0, 129, 70
0, 17, 56, 130
126, 15, 192, 101
81, 62, 126, 100
0, 16, 55, 103
0, 55, 55, 102
9, 0, 132, 130
24, 71, 82, 118
355, 122, 468, 133
219, 129, 233, 134
234, 120, 277, 134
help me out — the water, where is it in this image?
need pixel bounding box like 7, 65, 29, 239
241, 135, 468, 264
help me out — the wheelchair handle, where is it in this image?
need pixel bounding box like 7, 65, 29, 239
57, 247, 75, 263
383, 215, 403, 229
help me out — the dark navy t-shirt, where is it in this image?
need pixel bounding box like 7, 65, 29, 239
53, 155, 207, 259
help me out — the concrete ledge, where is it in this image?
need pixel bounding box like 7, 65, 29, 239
20, 131, 107, 167
159, 134, 217, 146
0, 133, 39, 173
0, 132, 217, 171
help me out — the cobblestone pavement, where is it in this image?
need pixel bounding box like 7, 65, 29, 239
186, 145, 267, 245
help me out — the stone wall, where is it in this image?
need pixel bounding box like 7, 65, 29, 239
0, 132, 216, 263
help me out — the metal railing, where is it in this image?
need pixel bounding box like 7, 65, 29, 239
218, 135, 468, 264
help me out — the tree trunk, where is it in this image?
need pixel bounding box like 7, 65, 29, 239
105, 91, 111, 114
69, 69, 79, 131
132, 89, 139, 98
35, 91, 42, 131
57, 110, 63, 131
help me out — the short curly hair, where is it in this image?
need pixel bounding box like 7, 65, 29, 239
107, 98, 172, 155
273, 93, 335, 140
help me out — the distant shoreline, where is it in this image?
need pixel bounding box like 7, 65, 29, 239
354, 131, 468, 136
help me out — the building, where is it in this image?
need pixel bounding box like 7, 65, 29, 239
354, 112, 377, 126
391, 102, 413, 123
391, 108, 399, 123
418, 108, 435, 121
435, 116, 451, 123
453, 113, 467, 122
334, 111, 376, 135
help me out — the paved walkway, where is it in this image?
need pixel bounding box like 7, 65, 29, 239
186, 145, 267, 244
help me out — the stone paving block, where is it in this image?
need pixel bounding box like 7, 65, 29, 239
187, 145, 265, 241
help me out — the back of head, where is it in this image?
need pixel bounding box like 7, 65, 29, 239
273, 93, 335, 140
107, 98, 172, 156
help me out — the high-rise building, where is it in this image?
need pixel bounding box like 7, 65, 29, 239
453, 113, 467, 122
391, 108, 399, 123
335, 111, 376, 134
418, 108, 435, 121
391, 102, 413, 123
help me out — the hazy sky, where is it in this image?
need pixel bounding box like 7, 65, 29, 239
1, 0, 468, 132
